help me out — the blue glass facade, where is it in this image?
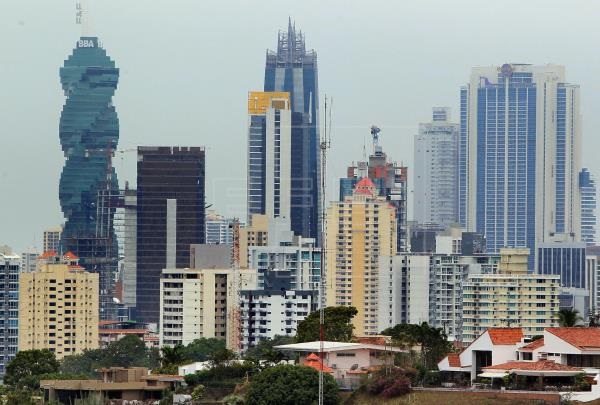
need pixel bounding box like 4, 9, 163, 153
264, 21, 320, 244
59, 37, 119, 244
58, 37, 119, 319
580, 168, 597, 245
0, 255, 19, 381
459, 87, 469, 228
537, 245, 586, 289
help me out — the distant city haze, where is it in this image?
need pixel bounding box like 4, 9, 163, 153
2, 0, 599, 252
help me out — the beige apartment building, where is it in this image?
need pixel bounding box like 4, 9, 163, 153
326, 178, 397, 336
159, 267, 257, 349
462, 248, 559, 343
18, 251, 99, 358
239, 214, 269, 268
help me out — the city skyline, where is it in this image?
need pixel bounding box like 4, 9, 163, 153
3, 0, 600, 252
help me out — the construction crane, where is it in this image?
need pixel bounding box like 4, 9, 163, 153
229, 218, 242, 353
318, 95, 332, 405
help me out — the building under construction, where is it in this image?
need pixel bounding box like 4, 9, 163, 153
339, 127, 408, 252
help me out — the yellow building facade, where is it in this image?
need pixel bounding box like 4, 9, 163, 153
18, 252, 99, 359
239, 214, 269, 269
326, 178, 397, 336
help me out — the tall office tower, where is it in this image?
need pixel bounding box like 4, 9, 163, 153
59, 36, 120, 319
0, 253, 20, 380
326, 178, 397, 335
20, 247, 39, 273
121, 189, 137, 310
413, 107, 459, 226
580, 168, 597, 246
264, 20, 320, 244
459, 64, 581, 267
18, 251, 99, 358
340, 132, 408, 252
247, 92, 292, 224
205, 210, 241, 245
239, 214, 269, 268
136, 147, 205, 324
43, 226, 63, 253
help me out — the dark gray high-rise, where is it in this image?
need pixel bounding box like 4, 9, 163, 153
136, 147, 205, 324
264, 19, 320, 244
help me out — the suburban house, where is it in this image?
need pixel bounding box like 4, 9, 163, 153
40, 367, 183, 404
274, 340, 405, 387
439, 327, 600, 385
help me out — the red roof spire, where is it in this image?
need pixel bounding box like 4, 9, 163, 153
354, 177, 376, 196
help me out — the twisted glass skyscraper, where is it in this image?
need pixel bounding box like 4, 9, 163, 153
264, 20, 320, 244
59, 37, 119, 318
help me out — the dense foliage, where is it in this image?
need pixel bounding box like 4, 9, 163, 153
4, 349, 60, 388
184, 362, 255, 387
557, 308, 583, 327
295, 306, 358, 343
245, 365, 339, 405
244, 335, 295, 365
60, 335, 160, 377
381, 322, 453, 369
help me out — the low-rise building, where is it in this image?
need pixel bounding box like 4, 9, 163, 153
40, 367, 182, 404
439, 327, 600, 386
18, 251, 99, 358
274, 340, 405, 388
98, 321, 159, 349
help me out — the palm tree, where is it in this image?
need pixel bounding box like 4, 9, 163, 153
556, 308, 583, 327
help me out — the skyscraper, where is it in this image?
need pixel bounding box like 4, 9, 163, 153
326, 178, 397, 335
459, 64, 581, 267
58, 36, 120, 319
205, 210, 242, 246
339, 132, 408, 252
264, 20, 320, 244
0, 253, 20, 380
413, 107, 459, 226
136, 147, 205, 324
580, 168, 597, 246
247, 92, 292, 223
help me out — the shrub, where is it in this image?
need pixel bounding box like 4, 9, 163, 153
191, 384, 205, 401
381, 376, 411, 398
223, 394, 245, 405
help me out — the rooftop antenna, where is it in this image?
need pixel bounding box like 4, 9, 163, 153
75, 0, 93, 37
370, 125, 381, 154
318, 94, 332, 405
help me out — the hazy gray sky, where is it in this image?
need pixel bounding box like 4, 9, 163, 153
2, 0, 599, 253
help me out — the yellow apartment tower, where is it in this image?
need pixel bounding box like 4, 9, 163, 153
18, 251, 99, 358
326, 178, 397, 335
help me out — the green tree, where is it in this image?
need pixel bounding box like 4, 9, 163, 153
182, 338, 226, 362
61, 335, 160, 377
208, 348, 237, 368
557, 308, 583, 327
4, 349, 60, 388
160, 344, 186, 368
295, 306, 358, 343
381, 323, 452, 370
191, 384, 205, 401
244, 335, 295, 366
245, 365, 339, 405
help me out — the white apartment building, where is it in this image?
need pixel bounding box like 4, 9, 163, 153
413, 107, 459, 226
462, 249, 560, 343
43, 226, 62, 253
159, 268, 257, 349
240, 289, 314, 350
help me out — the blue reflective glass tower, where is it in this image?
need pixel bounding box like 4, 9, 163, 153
59, 37, 119, 318
459, 64, 581, 269
264, 20, 320, 244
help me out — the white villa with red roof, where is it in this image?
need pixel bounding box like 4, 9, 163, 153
439, 327, 600, 383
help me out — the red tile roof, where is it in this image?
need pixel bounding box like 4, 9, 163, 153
354, 178, 376, 196
447, 353, 461, 368
63, 251, 79, 260
487, 328, 524, 345
38, 250, 58, 259
98, 329, 148, 335
483, 360, 581, 372
304, 353, 333, 373
520, 338, 544, 351
546, 328, 600, 350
